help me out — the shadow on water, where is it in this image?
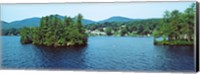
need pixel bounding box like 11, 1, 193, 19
152, 45, 194, 71
32, 45, 88, 70
159, 45, 194, 57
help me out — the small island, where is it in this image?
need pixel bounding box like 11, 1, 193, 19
20, 14, 88, 47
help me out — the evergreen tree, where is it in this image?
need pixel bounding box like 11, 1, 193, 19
20, 14, 88, 47
153, 3, 195, 45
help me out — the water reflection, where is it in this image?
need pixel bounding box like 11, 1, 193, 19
2, 36, 195, 71
31, 45, 88, 69
152, 45, 194, 71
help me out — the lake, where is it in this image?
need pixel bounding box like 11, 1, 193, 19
1, 36, 195, 72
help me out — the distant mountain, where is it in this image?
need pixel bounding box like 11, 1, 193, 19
1, 17, 40, 30
1, 21, 8, 25
1, 16, 142, 30
1, 15, 95, 30
82, 19, 96, 25
1, 21, 8, 29
98, 16, 140, 23
44, 15, 95, 25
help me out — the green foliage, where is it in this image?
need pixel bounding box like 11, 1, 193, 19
20, 14, 88, 47
85, 19, 160, 36
153, 3, 195, 45
105, 27, 113, 36
19, 27, 32, 44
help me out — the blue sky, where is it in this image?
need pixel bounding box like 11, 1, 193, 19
1, 2, 195, 22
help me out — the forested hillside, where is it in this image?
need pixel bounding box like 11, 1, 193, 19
85, 18, 160, 36
1, 15, 95, 36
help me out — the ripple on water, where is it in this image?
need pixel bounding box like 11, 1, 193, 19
1, 36, 195, 71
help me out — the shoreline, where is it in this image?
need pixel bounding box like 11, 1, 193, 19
154, 40, 194, 46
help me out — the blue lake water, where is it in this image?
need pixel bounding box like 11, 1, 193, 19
1, 36, 195, 71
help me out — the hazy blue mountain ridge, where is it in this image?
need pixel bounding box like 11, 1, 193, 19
1, 15, 141, 30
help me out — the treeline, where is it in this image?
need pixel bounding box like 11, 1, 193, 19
153, 3, 195, 45
85, 19, 160, 36
2, 28, 20, 36
20, 14, 88, 47
2, 18, 160, 37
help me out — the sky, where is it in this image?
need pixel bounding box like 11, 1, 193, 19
1, 1, 195, 23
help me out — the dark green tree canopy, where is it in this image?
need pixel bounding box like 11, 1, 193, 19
153, 3, 195, 45
20, 14, 88, 47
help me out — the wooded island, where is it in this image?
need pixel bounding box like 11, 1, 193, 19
20, 14, 88, 47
